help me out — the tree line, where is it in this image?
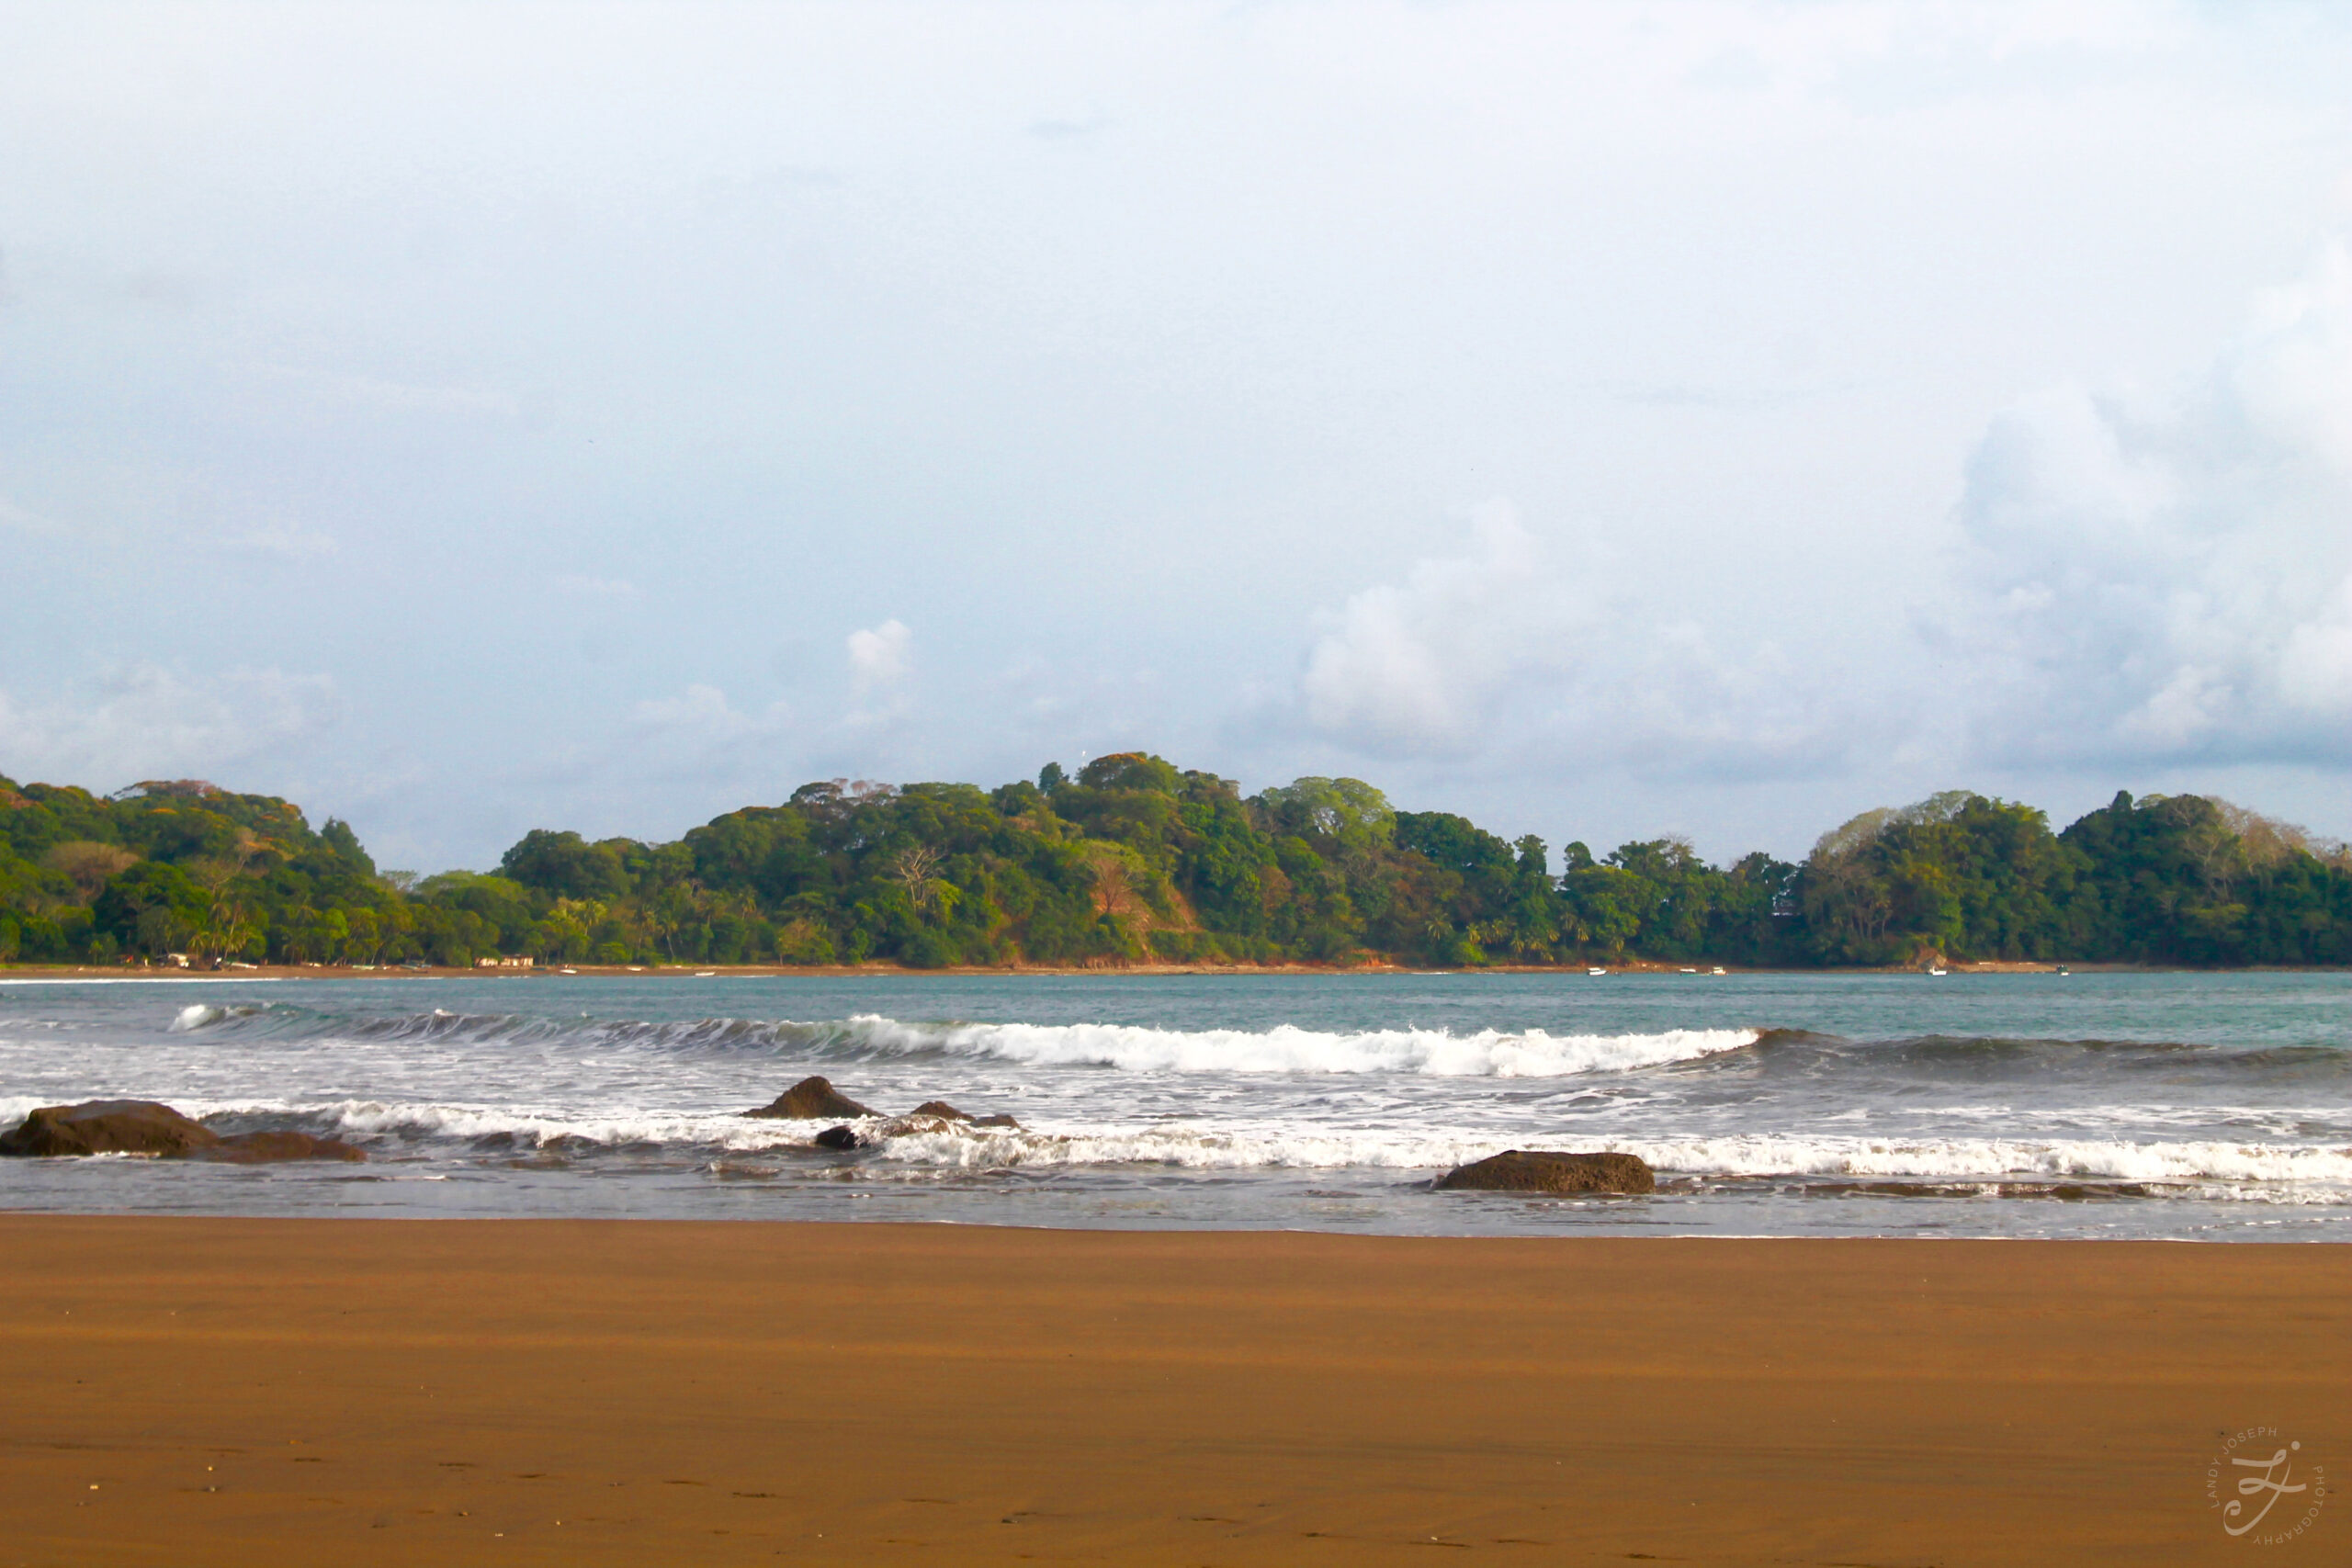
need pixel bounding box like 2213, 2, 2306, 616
2, 756, 2347, 970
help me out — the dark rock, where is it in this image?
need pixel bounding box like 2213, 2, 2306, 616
743, 1076, 877, 1120
1434, 1149, 1655, 1195
191, 1131, 368, 1164
2012, 1181, 2154, 1201
814, 1110, 1020, 1151
818, 1115, 946, 1149
0, 1100, 220, 1157
0, 1101, 370, 1163
904, 1100, 1021, 1129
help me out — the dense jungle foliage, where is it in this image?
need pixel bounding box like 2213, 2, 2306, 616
2, 758, 2347, 969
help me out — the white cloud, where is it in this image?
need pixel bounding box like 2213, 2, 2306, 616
7, 3, 2352, 859
0, 664, 341, 787
847, 618, 913, 696
1300, 501, 1571, 754
1939, 241, 2352, 767
1293, 500, 1872, 776
630, 682, 785, 740
0, 494, 72, 536
603, 683, 797, 790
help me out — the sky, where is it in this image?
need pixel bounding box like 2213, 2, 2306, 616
3, 1, 2350, 874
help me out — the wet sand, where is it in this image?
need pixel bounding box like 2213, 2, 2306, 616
3, 1216, 2343, 1565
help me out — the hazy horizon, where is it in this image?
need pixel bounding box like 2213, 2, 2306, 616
6, 2, 2350, 872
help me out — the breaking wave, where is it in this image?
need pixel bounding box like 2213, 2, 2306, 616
159, 1002, 1761, 1077
10, 970, 2348, 1234
170, 1003, 267, 1032
88, 1096, 2350, 1199
1613, 1132, 2352, 1189
861, 1124, 2352, 1192
833, 1016, 1758, 1076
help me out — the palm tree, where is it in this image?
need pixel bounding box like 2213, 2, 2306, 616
195, 891, 258, 965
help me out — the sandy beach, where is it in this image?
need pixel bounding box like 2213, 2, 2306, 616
0, 962, 1559, 980
3, 1217, 2342, 1565
0, 957, 2165, 983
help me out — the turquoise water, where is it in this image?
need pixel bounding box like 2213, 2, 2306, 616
3, 969, 2347, 1239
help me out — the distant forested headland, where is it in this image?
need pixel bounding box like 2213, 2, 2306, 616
3, 755, 2348, 971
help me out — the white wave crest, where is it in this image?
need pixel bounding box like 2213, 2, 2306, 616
165, 1002, 270, 1032
835, 1014, 1758, 1077
872, 1122, 1499, 1172
230, 1097, 2352, 1195
292, 1099, 810, 1152
1615, 1133, 2352, 1188
25, 1087, 2346, 1201
0, 1094, 62, 1126
857, 1124, 2352, 1190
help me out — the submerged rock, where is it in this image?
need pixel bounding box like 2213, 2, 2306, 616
814, 1113, 967, 1151
0, 1101, 366, 1163
1434, 1149, 1655, 1195
743, 1076, 878, 1120
811, 1109, 1021, 1152
909, 1100, 1021, 1129
193, 1131, 368, 1164
0, 1100, 220, 1157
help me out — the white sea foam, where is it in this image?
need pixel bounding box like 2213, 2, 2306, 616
864, 1125, 2352, 1201
868, 1121, 1497, 1172
832, 1014, 1760, 1077
1609, 1133, 2352, 1188
317, 1098, 777, 1149
108, 1095, 2352, 1198
125, 1006, 1767, 1080
152, 1100, 1560, 1171
167, 1002, 270, 1032
854, 1123, 2352, 1189
0, 1094, 62, 1124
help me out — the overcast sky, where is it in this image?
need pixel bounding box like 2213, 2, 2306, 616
4, 1, 2349, 872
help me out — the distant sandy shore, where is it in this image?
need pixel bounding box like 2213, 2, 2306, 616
3, 1216, 2342, 1564
0, 958, 2213, 980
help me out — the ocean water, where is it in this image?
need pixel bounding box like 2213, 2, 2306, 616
2, 970, 2347, 1240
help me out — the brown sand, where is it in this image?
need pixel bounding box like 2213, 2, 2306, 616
3, 1217, 2342, 1566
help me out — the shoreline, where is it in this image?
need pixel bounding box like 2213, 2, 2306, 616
6, 1215, 2343, 1564
1, 958, 2312, 981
